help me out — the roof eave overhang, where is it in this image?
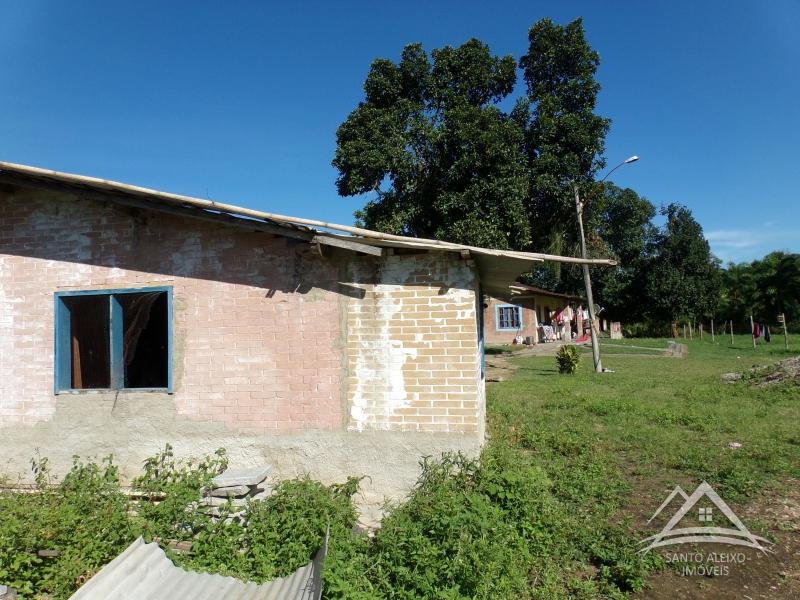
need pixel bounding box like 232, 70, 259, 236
0, 161, 616, 296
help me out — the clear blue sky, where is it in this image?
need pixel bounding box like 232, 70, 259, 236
2, 1, 798, 263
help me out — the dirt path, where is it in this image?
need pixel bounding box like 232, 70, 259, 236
484, 341, 683, 381
484, 344, 566, 381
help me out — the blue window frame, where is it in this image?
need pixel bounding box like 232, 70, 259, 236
54, 286, 173, 393
495, 304, 522, 331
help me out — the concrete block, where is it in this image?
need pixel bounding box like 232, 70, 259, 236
207, 484, 250, 498
212, 466, 272, 488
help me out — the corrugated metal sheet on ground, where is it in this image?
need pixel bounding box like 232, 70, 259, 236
68, 536, 325, 600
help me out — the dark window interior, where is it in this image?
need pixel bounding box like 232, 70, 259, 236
66, 295, 110, 389
59, 290, 169, 390
121, 292, 168, 388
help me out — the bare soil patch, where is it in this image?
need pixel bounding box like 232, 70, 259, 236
722, 356, 800, 388
634, 478, 800, 599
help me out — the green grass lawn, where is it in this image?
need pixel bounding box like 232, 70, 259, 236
493, 336, 799, 500
486, 335, 800, 597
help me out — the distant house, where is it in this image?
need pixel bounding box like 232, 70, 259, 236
483, 283, 580, 345
0, 162, 610, 519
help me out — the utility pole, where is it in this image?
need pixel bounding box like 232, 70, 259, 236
574, 185, 602, 373
572, 155, 639, 374
780, 313, 788, 350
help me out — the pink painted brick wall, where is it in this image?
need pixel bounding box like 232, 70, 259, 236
0, 186, 344, 434
483, 296, 537, 345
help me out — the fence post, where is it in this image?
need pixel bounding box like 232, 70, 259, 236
711, 319, 715, 343
730, 320, 734, 345
750, 315, 756, 349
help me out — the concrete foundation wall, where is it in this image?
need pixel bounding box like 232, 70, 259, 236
0, 186, 484, 519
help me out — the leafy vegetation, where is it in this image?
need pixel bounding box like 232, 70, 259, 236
332, 18, 607, 255
556, 344, 582, 374
1, 338, 798, 598
643, 204, 722, 325
719, 251, 800, 331
0, 456, 133, 599
333, 18, 732, 331
131, 443, 228, 543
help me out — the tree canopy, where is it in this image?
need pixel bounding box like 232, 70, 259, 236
333, 19, 792, 333
642, 204, 721, 324
333, 39, 530, 249
333, 18, 607, 253
719, 252, 800, 326
583, 184, 657, 320
517, 18, 610, 256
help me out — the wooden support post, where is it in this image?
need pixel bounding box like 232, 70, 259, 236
711, 319, 715, 343
689, 322, 693, 340
700, 323, 704, 340
683, 323, 687, 338
781, 313, 789, 351
750, 315, 756, 349
730, 320, 734, 345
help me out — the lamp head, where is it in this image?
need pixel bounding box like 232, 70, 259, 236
624, 155, 640, 164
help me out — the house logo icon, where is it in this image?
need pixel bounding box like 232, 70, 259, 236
639, 481, 773, 554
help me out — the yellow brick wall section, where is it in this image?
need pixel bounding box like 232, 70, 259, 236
345, 253, 483, 435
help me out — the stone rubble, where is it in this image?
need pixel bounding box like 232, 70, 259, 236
193, 466, 273, 519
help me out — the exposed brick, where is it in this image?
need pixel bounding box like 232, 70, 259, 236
0, 188, 344, 435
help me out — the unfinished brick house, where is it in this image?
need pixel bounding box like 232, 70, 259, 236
483, 284, 580, 345
0, 162, 610, 518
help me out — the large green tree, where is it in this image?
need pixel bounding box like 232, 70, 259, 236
333, 40, 530, 249
333, 18, 609, 253
643, 204, 721, 325
517, 18, 610, 256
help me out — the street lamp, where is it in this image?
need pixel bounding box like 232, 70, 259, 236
575, 155, 639, 373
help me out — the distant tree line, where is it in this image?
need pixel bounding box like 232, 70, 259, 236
332, 18, 794, 334
718, 252, 800, 329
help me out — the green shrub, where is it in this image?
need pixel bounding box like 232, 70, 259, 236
183, 475, 374, 597
0, 442, 661, 599
0, 455, 133, 600
620, 322, 671, 338
556, 345, 581, 374
130, 443, 228, 542
371, 452, 534, 598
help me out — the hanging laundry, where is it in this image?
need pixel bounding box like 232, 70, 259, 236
562, 306, 574, 322
764, 325, 771, 343
753, 323, 761, 338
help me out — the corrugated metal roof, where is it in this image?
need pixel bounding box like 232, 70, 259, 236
68, 536, 325, 600
507, 283, 581, 301
0, 161, 615, 297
